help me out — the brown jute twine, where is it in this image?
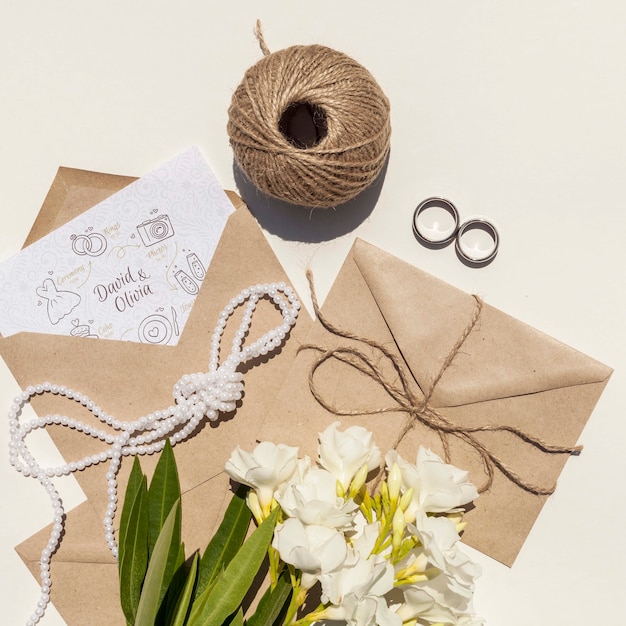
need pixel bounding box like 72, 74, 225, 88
227, 21, 391, 209
302, 270, 583, 495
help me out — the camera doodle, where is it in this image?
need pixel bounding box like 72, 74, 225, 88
71, 232, 107, 257
136, 214, 174, 247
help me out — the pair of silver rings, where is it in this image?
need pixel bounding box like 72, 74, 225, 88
412, 197, 499, 267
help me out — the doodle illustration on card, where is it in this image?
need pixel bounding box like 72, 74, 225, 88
71, 231, 107, 257
174, 270, 199, 295
36, 278, 81, 325
171, 306, 180, 337
69, 318, 99, 339
169, 249, 205, 295
186, 252, 206, 281
136, 214, 175, 247
138, 313, 173, 345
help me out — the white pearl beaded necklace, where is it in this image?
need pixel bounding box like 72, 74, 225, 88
7, 282, 300, 625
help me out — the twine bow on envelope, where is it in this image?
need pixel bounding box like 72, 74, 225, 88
302, 270, 583, 496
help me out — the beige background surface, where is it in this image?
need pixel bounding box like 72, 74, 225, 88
1, 1, 624, 624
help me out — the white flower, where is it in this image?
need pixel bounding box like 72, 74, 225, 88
396, 572, 484, 625
277, 466, 359, 528
318, 551, 400, 626
272, 518, 347, 588
413, 511, 481, 600
395, 512, 481, 623
224, 441, 299, 513
386, 447, 478, 521
393, 546, 430, 583
322, 594, 400, 626
349, 517, 381, 560
318, 421, 382, 490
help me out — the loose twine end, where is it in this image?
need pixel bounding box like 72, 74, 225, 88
303, 269, 583, 497
254, 19, 271, 57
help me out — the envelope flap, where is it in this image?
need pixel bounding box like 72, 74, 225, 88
352, 239, 612, 406
24, 167, 138, 246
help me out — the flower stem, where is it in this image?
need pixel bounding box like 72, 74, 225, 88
268, 544, 282, 587
289, 605, 328, 626
281, 565, 307, 624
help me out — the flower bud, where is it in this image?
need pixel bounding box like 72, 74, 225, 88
399, 486, 414, 512
246, 490, 264, 524
387, 462, 402, 504
336, 478, 346, 499
348, 463, 368, 498
392, 507, 405, 552
380, 480, 390, 508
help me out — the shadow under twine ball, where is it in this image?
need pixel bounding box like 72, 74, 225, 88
227, 39, 391, 209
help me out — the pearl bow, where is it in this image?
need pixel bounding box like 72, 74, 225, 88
8, 281, 300, 626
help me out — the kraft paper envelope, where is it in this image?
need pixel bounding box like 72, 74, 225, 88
260, 237, 612, 567
2, 167, 312, 625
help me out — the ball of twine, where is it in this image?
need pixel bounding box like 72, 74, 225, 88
227, 24, 391, 209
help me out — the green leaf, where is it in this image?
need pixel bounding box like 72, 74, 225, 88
245, 569, 292, 626
187, 507, 279, 626
118, 471, 149, 624
147, 439, 181, 555
229, 608, 244, 626
119, 456, 145, 564
169, 551, 199, 626
162, 543, 193, 625
188, 567, 223, 620
194, 484, 252, 599
134, 500, 183, 626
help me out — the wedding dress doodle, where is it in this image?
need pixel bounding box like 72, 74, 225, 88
36, 278, 81, 325
8, 281, 301, 626
136, 214, 174, 247
71, 232, 107, 257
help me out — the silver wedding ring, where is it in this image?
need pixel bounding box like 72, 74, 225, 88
455, 219, 499, 265
412, 197, 459, 247
412, 197, 499, 266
